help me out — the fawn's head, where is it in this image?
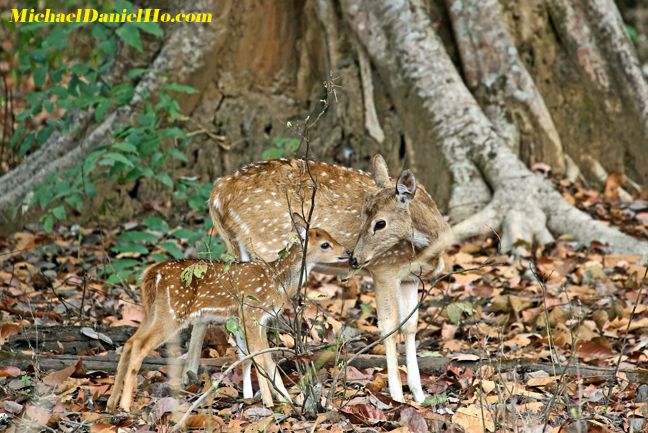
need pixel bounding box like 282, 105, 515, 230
292, 213, 349, 264
349, 155, 417, 269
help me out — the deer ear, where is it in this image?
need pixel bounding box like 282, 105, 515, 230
396, 170, 417, 205
291, 212, 308, 235
372, 154, 391, 188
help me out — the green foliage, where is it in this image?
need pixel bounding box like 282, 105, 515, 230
7, 1, 227, 284
626, 24, 639, 44
180, 263, 209, 286
261, 136, 301, 160
220, 252, 237, 272
225, 317, 240, 335
446, 301, 475, 325
422, 393, 448, 407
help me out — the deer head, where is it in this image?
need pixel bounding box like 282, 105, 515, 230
291, 212, 350, 265
349, 155, 419, 269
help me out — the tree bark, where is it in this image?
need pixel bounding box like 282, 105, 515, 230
2, 0, 647, 260
340, 0, 648, 260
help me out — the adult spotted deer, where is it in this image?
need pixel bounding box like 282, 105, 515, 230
107, 214, 348, 411
193, 155, 452, 403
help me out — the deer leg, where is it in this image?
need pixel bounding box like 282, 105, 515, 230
234, 329, 253, 399
107, 317, 153, 410
372, 272, 404, 402
259, 325, 291, 403
399, 280, 425, 403
246, 324, 274, 407
119, 320, 178, 411
182, 322, 207, 385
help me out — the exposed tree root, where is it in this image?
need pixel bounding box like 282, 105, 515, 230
355, 39, 385, 143
445, 0, 565, 173
342, 0, 648, 262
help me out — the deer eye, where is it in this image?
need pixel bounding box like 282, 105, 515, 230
321, 242, 331, 250
374, 220, 386, 232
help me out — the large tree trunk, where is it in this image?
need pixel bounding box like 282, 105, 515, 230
2, 0, 647, 259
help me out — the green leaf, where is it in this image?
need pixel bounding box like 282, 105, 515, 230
155, 172, 173, 188
117, 230, 158, 243
261, 148, 285, 160
446, 301, 474, 325
65, 194, 84, 212
101, 152, 134, 167
162, 128, 187, 139
95, 99, 112, 122
225, 317, 240, 334
446, 304, 462, 325
108, 258, 140, 272
42, 214, 54, 233
111, 242, 149, 255
172, 228, 201, 241
99, 38, 117, 57
162, 83, 198, 94
421, 393, 447, 407
188, 195, 207, 211
359, 303, 374, 315
135, 21, 163, 37
193, 263, 208, 279
36, 126, 53, 145
285, 138, 300, 153
112, 83, 134, 105
111, 142, 138, 153
116, 24, 143, 51
160, 241, 184, 259
168, 148, 188, 162
51, 206, 66, 220
221, 252, 236, 272
127, 68, 148, 79
33, 66, 48, 88
180, 265, 194, 286
106, 269, 137, 285
143, 217, 169, 232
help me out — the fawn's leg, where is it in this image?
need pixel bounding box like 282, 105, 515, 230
372, 271, 404, 402
107, 317, 153, 410
259, 324, 291, 403
182, 322, 207, 385
245, 322, 274, 407
234, 329, 253, 399
119, 319, 178, 411
399, 279, 425, 403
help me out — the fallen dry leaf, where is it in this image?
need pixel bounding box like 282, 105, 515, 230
452, 405, 495, 433
341, 404, 387, 425
42, 358, 83, 386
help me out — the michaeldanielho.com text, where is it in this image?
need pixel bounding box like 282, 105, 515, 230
10, 8, 213, 23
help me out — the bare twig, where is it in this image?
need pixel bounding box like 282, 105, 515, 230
603, 267, 648, 408
172, 347, 295, 432
325, 262, 493, 408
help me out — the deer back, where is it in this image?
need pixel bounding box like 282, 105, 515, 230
210, 159, 373, 260
210, 158, 449, 273
141, 259, 292, 324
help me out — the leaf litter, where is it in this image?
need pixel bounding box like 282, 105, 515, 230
0, 174, 646, 432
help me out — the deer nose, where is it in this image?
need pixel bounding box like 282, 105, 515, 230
349, 255, 359, 269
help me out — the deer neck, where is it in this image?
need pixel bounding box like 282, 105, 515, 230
271, 242, 315, 298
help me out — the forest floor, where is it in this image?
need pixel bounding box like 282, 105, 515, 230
0, 175, 647, 433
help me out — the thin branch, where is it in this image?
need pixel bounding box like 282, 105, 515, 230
603, 267, 648, 408
172, 347, 295, 432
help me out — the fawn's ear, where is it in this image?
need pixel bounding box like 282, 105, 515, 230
396, 170, 417, 205
291, 212, 308, 236
372, 154, 391, 188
